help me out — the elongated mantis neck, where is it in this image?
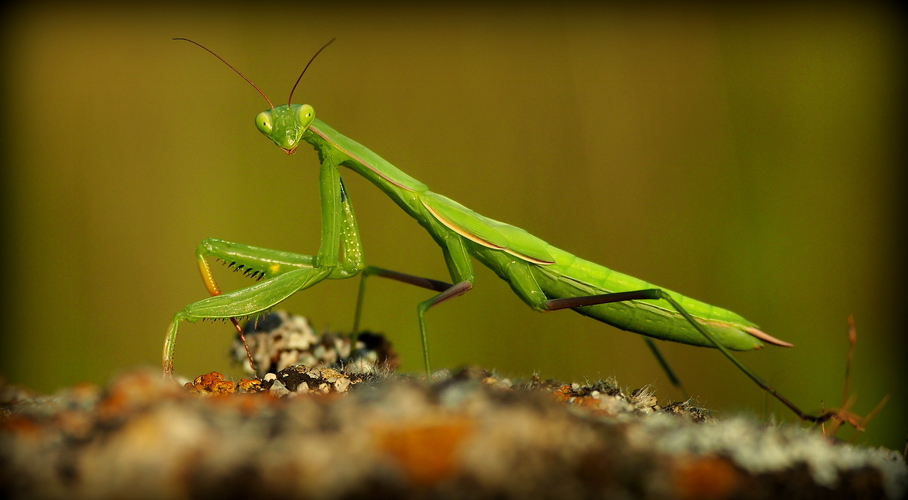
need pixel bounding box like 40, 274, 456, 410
300, 117, 429, 193
255, 105, 425, 198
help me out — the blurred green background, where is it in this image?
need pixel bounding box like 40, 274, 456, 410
2, 3, 904, 449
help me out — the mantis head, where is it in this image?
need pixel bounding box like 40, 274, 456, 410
174, 37, 333, 155
255, 104, 315, 155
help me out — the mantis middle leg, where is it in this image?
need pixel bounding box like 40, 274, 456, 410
353, 234, 475, 375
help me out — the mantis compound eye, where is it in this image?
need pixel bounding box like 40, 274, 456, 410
255, 111, 273, 136
297, 104, 315, 129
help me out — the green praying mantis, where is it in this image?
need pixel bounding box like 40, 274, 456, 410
165, 38, 826, 422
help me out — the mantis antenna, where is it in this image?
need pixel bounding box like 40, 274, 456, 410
173, 37, 275, 109
174, 37, 336, 109
287, 38, 335, 106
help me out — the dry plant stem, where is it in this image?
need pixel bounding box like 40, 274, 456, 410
821, 315, 889, 440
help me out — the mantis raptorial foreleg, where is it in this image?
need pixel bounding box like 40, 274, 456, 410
163, 160, 363, 377
194, 238, 323, 372
164, 266, 333, 374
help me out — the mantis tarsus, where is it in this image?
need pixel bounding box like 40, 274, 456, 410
166, 38, 826, 423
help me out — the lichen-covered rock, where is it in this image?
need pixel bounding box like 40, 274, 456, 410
1, 368, 905, 499
231, 311, 399, 377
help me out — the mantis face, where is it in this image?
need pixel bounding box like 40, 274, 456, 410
255, 104, 315, 154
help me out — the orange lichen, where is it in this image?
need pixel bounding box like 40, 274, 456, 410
551, 385, 573, 403
236, 378, 262, 393
672, 455, 741, 500
0, 414, 43, 436
97, 371, 176, 420
184, 372, 236, 396
372, 416, 474, 487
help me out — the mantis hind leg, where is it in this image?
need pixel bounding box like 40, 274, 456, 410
545, 289, 820, 422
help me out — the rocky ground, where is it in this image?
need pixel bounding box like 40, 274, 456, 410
2, 312, 905, 499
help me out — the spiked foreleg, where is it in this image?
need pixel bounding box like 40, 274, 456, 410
194, 238, 323, 373
164, 159, 359, 377
163, 266, 334, 376
194, 178, 363, 297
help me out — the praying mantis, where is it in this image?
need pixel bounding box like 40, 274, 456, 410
165, 38, 824, 422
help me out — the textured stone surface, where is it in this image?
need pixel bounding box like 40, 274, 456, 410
2, 366, 905, 500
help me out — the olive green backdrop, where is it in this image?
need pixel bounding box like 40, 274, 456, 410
2, 3, 905, 450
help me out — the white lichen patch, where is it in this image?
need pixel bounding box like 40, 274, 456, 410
628, 415, 907, 498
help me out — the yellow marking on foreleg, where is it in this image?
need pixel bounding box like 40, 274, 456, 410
197, 258, 222, 296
